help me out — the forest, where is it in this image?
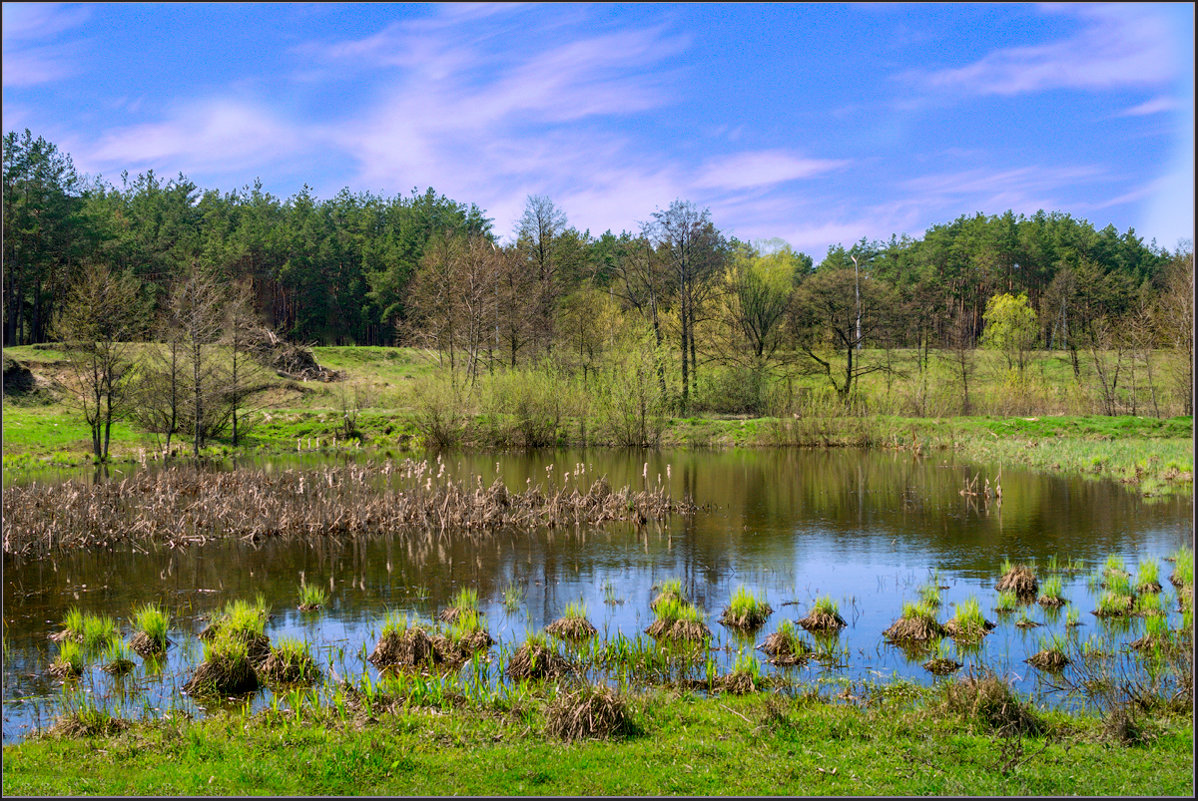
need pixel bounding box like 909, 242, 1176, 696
4, 128, 1194, 428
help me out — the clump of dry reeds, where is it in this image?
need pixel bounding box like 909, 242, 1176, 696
546, 601, 598, 642
923, 656, 963, 676
943, 670, 1041, 734
546, 683, 634, 742
760, 621, 812, 666
259, 638, 322, 684
184, 632, 260, 697
368, 614, 443, 670
3, 463, 696, 558
1026, 649, 1069, 672
797, 596, 846, 633
883, 601, 944, 644
995, 565, 1039, 602
506, 634, 573, 681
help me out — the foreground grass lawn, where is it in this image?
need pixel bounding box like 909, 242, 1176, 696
3, 692, 1192, 796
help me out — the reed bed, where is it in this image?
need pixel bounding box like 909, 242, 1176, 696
3, 463, 695, 558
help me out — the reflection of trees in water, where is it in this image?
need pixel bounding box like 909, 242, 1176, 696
3, 449, 1189, 648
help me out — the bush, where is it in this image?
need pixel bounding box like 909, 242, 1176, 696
409, 372, 471, 449
591, 331, 669, 447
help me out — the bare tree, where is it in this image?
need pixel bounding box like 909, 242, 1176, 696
1158, 248, 1194, 415
517, 195, 567, 355
52, 263, 143, 461
170, 267, 227, 457
132, 299, 187, 454
223, 278, 273, 445
406, 232, 499, 387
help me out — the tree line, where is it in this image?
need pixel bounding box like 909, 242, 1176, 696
4, 128, 1193, 421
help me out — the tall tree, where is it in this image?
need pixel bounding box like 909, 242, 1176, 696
646, 200, 727, 408
52, 263, 143, 461
3, 130, 87, 345
517, 195, 567, 354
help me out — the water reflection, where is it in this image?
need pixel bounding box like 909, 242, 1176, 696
3, 447, 1191, 744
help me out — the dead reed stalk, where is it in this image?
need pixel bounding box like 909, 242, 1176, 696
3, 463, 697, 558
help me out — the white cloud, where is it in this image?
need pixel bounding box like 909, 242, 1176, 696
694, 151, 850, 191
75, 99, 306, 178
909, 4, 1178, 96
1116, 96, 1183, 117
1, 3, 90, 87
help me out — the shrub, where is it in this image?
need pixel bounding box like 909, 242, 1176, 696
943, 671, 1041, 734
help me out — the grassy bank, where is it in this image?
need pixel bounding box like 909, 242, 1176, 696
3, 684, 1192, 796
3, 344, 1192, 495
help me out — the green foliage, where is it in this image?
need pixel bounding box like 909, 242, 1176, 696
980, 292, 1037, 374
80, 614, 120, 651
131, 603, 170, 645
1040, 576, 1065, 602
812, 595, 840, 618
727, 585, 769, 620
298, 581, 328, 610
995, 590, 1018, 613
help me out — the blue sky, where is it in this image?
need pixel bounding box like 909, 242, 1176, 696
3, 2, 1193, 256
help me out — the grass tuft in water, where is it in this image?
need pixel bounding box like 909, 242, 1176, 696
260, 637, 321, 684
995, 590, 1018, 613
48, 639, 85, 678
502, 582, 525, 613
719, 585, 772, 630
298, 581, 328, 611
945, 597, 993, 642
80, 614, 120, 651
1038, 576, 1066, 608
102, 639, 136, 676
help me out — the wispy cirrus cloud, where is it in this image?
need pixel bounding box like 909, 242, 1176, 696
73, 99, 307, 179
1116, 96, 1183, 117
906, 4, 1178, 96
901, 164, 1105, 215
694, 150, 850, 192
1, 3, 90, 87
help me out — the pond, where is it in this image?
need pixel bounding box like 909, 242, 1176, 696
2, 447, 1192, 743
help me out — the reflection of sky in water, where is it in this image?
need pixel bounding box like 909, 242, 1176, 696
3, 448, 1192, 743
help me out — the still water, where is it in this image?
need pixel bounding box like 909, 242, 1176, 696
3, 448, 1192, 743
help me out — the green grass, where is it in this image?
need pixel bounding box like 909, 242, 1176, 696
3, 690, 1192, 796
1039, 576, 1065, 604
1170, 547, 1193, 587
561, 601, 587, 621
60, 606, 85, 640
298, 581, 328, 610
995, 591, 1018, 613
901, 600, 938, 625
502, 582, 525, 612
449, 587, 480, 614
131, 603, 170, 645
53, 640, 85, 674
652, 596, 704, 626
811, 595, 840, 618
381, 611, 417, 639
215, 599, 268, 637
948, 597, 989, 640
726, 585, 771, 624
81, 614, 120, 651
6, 345, 1191, 494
